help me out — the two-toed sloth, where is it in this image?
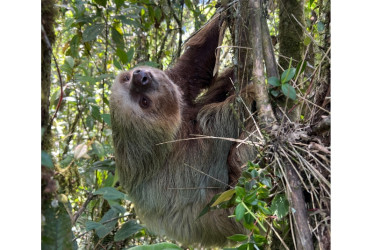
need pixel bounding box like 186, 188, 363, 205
110, 14, 257, 247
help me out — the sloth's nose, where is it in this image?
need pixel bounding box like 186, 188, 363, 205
132, 69, 151, 88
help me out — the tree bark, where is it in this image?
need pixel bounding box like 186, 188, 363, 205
278, 0, 305, 70
41, 0, 56, 152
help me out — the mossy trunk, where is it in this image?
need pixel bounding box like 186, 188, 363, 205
41, 0, 56, 152
279, 0, 305, 69
277, 0, 305, 122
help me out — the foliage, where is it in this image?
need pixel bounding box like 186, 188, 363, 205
42, 0, 330, 249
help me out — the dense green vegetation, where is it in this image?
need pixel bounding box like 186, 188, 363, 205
41, 0, 331, 249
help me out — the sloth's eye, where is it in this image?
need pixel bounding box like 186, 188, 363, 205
139, 96, 150, 109
123, 74, 130, 82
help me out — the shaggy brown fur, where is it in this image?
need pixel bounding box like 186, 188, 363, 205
110, 14, 257, 247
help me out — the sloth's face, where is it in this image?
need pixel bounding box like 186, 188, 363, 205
110, 66, 182, 130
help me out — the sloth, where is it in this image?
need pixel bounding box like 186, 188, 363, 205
110, 14, 257, 247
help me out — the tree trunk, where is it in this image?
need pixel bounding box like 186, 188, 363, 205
41, 0, 56, 152
279, 0, 305, 70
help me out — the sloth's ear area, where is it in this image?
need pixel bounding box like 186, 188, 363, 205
166, 15, 222, 105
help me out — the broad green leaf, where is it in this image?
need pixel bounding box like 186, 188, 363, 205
260, 176, 272, 188
227, 234, 248, 242
92, 141, 105, 159
76, 75, 96, 84
82, 23, 105, 42
281, 68, 296, 84
235, 203, 246, 221
70, 35, 81, 58
270, 194, 289, 219
114, 220, 143, 242
111, 27, 124, 50
235, 186, 246, 199
267, 77, 281, 87
96, 208, 119, 238
111, 203, 126, 214
116, 48, 128, 64
42, 202, 73, 250
130, 243, 182, 250
253, 234, 267, 246
65, 56, 75, 68
211, 189, 235, 207
113, 58, 122, 70
85, 221, 102, 231
42, 151, 54, 168
127, 47, 135, 62
90, 104, 102, 121
250, 169, 258, 178
101, 114, 111, 126
317, 21, 324, 33
93, 187, 126, 200
257, 204, 272, 215
244, 191, 257, 205
281, 83, 297, 100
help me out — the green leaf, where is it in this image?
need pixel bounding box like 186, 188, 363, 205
95, 208, 119, 238
303, 36, 311, 46
116, 48, 128, 64
296, 61, 307, 76
127, 47, 135, 63
235, 203, 246, 221
270, 194, 289, 219
70, 35, 81, 58
281, 68, 296, 84
257, 204, 272, 216
317, 21, 324, 33
42, 202, 73, 250
82, 23, 105, 42
235, 186, 246, 199
111, 204, 126, 214
42, 151, 54, 168
86, 221, 102, 231
114, 220, 143, 242
250, 169, 258, 178
211, 189, 235, 207
93, 187, 127, 200
227, 234, 248, 242
90, 104, 102, 121
130, 243, 182, 250
92, 141, 105, 158
267, 77, 281, 87
281, 83, 297, 100
94, 0, 107, 7
111, 27, 124, 50
65, 56, 75, 68
113, 58, 122, 70
253, 234, 267, 246
260, 176, 272, 188
270, 90, 280, 97
101, 114, 111, 126
76, 75, 96, 84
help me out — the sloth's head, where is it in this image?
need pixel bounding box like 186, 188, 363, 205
110, 66, 182, 135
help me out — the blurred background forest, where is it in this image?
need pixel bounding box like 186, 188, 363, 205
40, 0, 336, 249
